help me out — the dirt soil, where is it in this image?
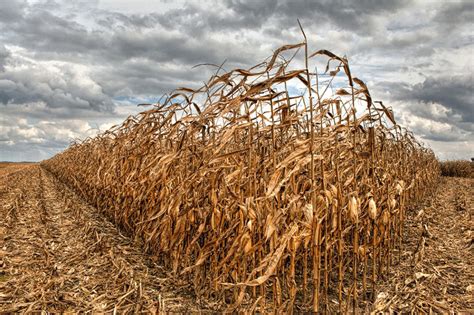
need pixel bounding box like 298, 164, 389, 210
374, 176, 473, 314
0, 164, 472, 313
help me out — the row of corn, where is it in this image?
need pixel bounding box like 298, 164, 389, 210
42, 41, 439, 312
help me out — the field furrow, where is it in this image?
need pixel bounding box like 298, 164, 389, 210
375, 177, 473, 312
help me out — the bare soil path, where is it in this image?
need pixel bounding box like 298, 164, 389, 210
0, 164, 472, 313
376, 176, 473, 313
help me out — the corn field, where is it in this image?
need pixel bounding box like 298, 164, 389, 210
42, 39, 439, 312
440, 160, 473, 178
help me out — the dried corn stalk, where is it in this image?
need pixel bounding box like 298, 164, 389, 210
42, 40, 439, 312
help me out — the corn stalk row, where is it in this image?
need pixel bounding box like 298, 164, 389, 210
42, 41, 439, 312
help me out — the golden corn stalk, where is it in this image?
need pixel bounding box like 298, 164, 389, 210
42, 40, 439, 312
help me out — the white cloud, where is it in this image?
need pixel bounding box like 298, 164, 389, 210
0, 0, 473, 161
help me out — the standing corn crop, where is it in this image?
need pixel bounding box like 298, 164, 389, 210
42, 41, 439, 312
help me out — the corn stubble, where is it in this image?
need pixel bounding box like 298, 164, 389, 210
42, 40, 439, 312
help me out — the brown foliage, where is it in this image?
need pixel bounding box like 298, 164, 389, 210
440, 160, 473, 178
42, 41, 439, 312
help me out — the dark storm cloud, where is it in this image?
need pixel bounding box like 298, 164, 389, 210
424, 132, 468, 143
410, 76, 473, 123
1, 3, 255, 66
0, 45, 10, 71
435, 0, 474, 28
148, 0, 412, 42
0, 0, 26, 23
384, 75, 474, 125
96, 12, 161, 29
226, 0, 411, 32
0, 0, 472, 161
93, 59, 209, 97
0, 1, 259, 103
108, 31, 253, 66
0, 61, 114, 112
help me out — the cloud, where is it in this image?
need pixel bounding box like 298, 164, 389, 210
0, 115, 98, 161
0, 0, 26, 23
410, 76, 473, 123
435, 0, 474, 29
223, 0, 412, 33
398, 111, 471, 142
0, 0, 473, 161
384, 75, 473, 125
0, 45, 10, 71
0, 53, 114, 113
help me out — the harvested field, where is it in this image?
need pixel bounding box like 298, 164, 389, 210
0, 162, 34, 178
375, 176, 473, 313
0, 163, 472, 312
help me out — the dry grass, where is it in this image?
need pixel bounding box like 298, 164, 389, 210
440, 160, 473, 178
41, 40, 439, 312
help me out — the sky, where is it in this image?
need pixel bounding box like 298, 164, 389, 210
0, 0, 472, 161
